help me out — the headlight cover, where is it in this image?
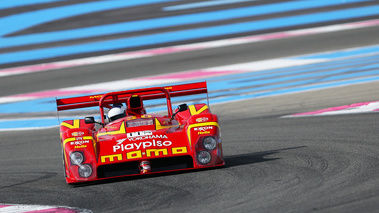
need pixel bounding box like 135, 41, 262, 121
78, 164, 93, 178
197, 151, 211, 165
70, 151, 84, 165
203, 136, 217, 150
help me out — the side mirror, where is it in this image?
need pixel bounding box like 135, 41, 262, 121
84, 116, 95, 124
177, 104, 188, 112
172, 104, 188, 119
85, 116, 104, 126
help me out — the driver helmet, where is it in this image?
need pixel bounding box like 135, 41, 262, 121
108, 104, 126, 122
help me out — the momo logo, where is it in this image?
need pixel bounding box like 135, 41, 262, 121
100, 154, 122, 163
194, 126, 213, 131
101, 146, 187, 162
113, 140, 172, 152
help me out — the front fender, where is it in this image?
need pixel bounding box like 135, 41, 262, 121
60, 119, 97, 183
185, 113, 224, 167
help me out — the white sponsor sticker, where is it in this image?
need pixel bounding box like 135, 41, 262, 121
127, 131, 152, 138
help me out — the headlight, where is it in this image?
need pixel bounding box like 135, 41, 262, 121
70, 151, 84, 165
203, 137, 217, 150
197, 151, 211, 165
78, 164, 93, 178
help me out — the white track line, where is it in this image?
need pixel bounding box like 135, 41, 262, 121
1, 18, 378, 77
0, 203, 91, 213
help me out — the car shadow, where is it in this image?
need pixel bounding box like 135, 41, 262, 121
223, 145, 306, 168
70, 146, 306, 187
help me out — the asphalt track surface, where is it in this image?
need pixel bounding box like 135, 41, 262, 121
1, 2, 379, 213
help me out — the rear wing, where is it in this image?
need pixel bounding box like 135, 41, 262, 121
56, 81, 208, 113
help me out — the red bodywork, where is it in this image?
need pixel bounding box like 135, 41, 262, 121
56, 82, 224, 184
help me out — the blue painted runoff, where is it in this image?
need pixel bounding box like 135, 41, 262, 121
0, 0, 64, 10
0, 0, 371, 48
1, 45, 379, 130
2, 4, 379, 65
0, 0, 180, 36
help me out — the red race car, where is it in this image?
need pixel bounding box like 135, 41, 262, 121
56, 82, 224, 184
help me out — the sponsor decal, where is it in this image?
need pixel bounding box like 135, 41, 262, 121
127, 134, 168, 141
101, 147, 187, 163
70, 140, 90, 146
196, 117, 209, 122
172, 147, 187, 154
71, 131, 85, 137
146, 149, 168, 157
194, 126, 213, 131
113, 140, 172, 152
126, 116, 137, 120
127, 131, 152, 138
101, 154, 122, 163
63, 136, 94, 151
74, 145, 87, 149
90, 95, 103, 99
198, 131, 211, 135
